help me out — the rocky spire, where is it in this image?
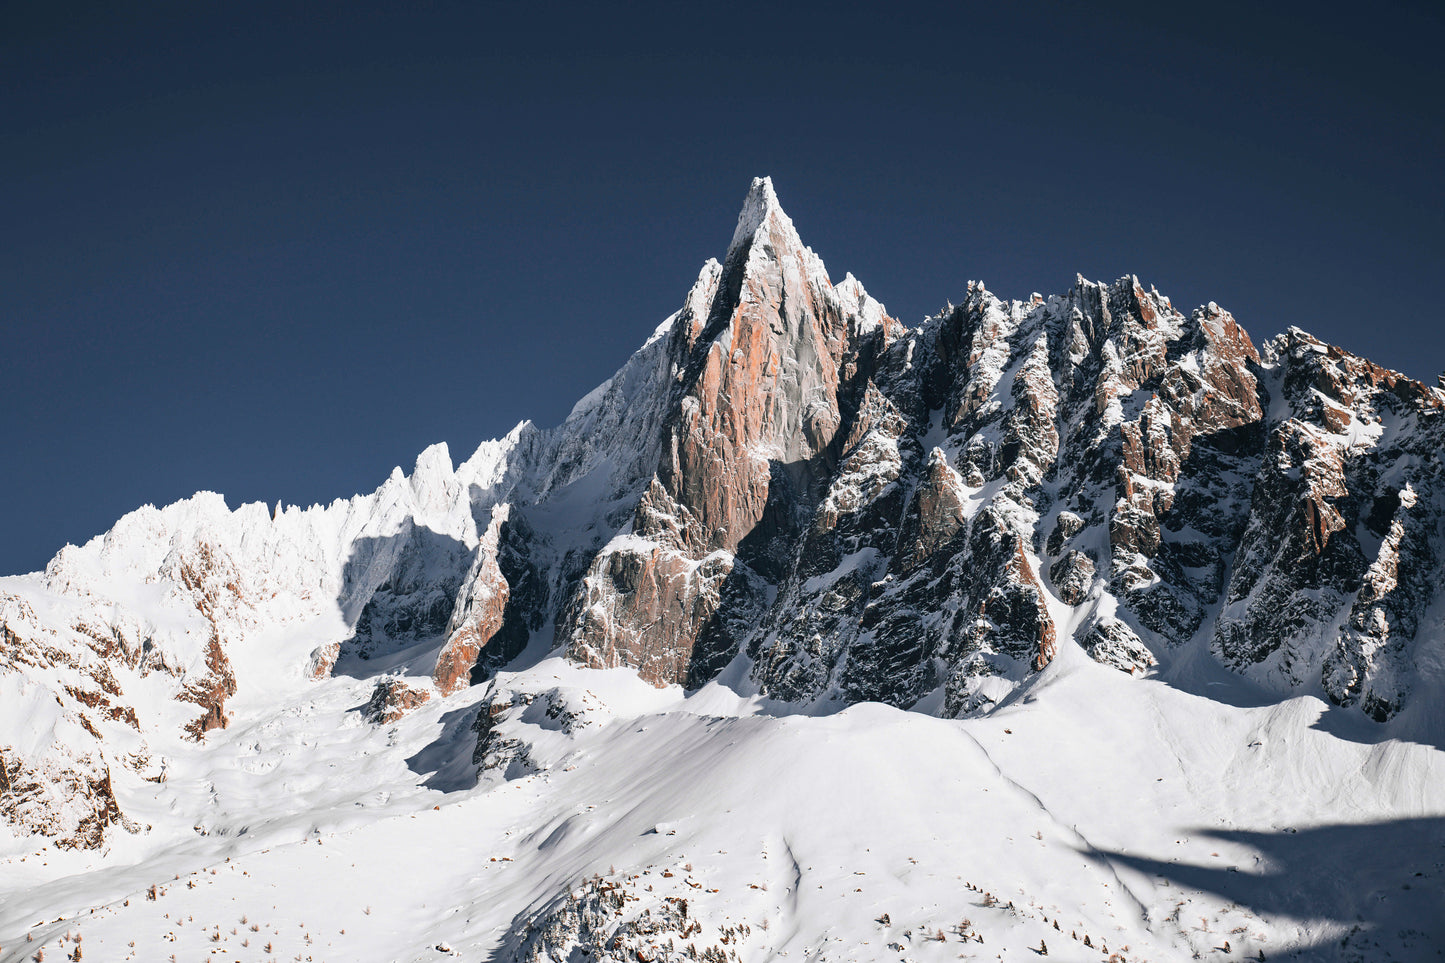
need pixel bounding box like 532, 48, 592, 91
726, 175, 796, 257
558, 177, 900, 687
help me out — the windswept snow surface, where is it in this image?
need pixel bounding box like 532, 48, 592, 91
2, 645, 1442, 962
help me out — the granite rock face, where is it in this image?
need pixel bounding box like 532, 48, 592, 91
540, 187, 1441, 723
536, 183, 1442, 725
363, 676, 433, 725
559, 178, 902, 687
1214, 328, 1445, 720
433, 506, 514, 695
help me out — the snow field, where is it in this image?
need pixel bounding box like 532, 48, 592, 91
3, 646, 1442, 961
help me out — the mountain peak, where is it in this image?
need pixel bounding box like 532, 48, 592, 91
4, 178, 1444, 963
727, 175, 791, 254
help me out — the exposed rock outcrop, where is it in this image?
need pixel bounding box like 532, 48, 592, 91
306, 642, 340, 680
1049, 551, 1095, 607
559, 177, 902, 687
434, 506, 513, 695
1215, 328, 1445, 715
364, 677, 433, 725
0, 744, 122, 850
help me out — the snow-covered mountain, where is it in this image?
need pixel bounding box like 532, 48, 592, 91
3, 178, 1443, 962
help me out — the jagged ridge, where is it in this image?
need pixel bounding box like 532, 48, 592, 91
3, 176, 1444, 850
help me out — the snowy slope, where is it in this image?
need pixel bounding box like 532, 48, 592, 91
3, 653, 1442, 962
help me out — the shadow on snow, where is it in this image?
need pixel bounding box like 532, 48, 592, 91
1092, 817, 1445, 961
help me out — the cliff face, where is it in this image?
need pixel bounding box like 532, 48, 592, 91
3, 177, 1443, 851
558, 178, 902, 686
548, 183, 1443, 723
1216, 329, 1445, 720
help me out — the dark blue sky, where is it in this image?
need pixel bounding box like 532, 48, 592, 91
5, 1, 1442, 575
